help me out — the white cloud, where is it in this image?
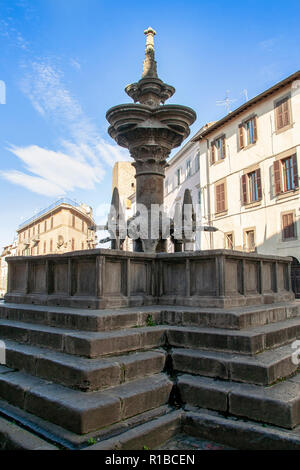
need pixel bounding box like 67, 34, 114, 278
2, 60, 129, 196
1, 144, 105, 197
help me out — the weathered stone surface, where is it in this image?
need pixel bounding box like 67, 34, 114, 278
0, 370, 172, 434
173, 344, 298, 385
110, 374, 172, 420
229, 380, 300, 429
178, 375, 229, 412
0, 415, 57, 450
3, 340, 166, 390
86, 410, 183, 450
183, 410, 300, 450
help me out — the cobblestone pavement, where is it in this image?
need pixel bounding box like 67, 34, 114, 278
158, 433, 234, 450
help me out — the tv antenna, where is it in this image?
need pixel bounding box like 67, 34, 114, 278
216, 90, 236, 114
242, 89, 248, 102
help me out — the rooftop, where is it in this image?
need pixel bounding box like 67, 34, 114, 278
18, 197, 93, 231
192, 70, 300, 141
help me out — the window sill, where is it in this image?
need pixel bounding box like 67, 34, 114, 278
241, 142, 257, 151
276, 188, 299, 200
211, 158, 226, 166
215, 210, 228, 218
275, 122, 294, 135
243, 200, 262, 209
281, 237, 298, 243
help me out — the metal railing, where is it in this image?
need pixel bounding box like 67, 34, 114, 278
18, 198, 81, 230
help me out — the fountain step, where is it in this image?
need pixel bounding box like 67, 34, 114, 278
178, 374, 300, 429
3, 339, 166, 391
0, 319, 166, 358
0, 370, 172, 434
172, 344, 297, 386
0, 302, 163, 332
167, 317, 300, 355
1, 301, 299, 332
183, 409, 300, 450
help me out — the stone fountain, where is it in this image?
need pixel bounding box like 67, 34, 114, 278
106, 27, 196, 253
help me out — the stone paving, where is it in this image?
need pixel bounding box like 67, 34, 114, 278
158, 433, 234, 450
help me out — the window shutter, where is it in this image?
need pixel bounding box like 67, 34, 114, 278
256, 168, 262, 200
239, 125, 244, 149
253, 116, 258, 142
222, 137, 226, 158
292, 154, 299, 188
211, 142, 215, 164
283, 99, 290, 127
216, 184, 220, 212
242, 174, 247, 204
276, 102, 283, 129
273, 160, 281, 194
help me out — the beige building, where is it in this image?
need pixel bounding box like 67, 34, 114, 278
112, 161, 136, 250
165, 70, 300, 261
17, 198, 97, 256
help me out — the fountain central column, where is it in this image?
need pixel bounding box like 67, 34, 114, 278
106, 27, 196, 252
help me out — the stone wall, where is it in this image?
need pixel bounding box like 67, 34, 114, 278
4, 249, 294, 309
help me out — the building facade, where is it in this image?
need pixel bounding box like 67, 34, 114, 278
17, 198, 97, 256
164, 71, 300, 261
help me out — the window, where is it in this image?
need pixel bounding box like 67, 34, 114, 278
282, 212, 296, 240
242, 168, 262, 204
71, 238, 75, 251
244, 229, 256, 252
273, 154, 298, 195
215, 181, 226, 213
38, 224, 40, 234
43, 241, 46, 254
81, 241, 84, 250
239, 116, 257, 149
275, 97, 291, 131
82, 220, 85, 232
51, 216, 54, 229
44, 220, 47, 232
50, 239, 53, 252
225, 232, 234, 249
176, 168, 181, 186
186, 159, 191, 178
72, 215, 75, 228
211, 136, 226, 164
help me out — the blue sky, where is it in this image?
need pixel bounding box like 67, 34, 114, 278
0, 0, 299, 249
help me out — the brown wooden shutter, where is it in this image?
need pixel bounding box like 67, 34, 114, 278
276, 102, 284, 129
283, 213, 295, 239
256, 168, 262, 200
273, 160, 281, 194
283, 99, 290, 127
292, 154, 299, 188
253, 116, 258, 142
217, 183, 225, 212
222, 137, 226, 158
215, 184, 220, 212
239, 125, 244, 149
211, 142, 215, 164
242, 174, 247, 204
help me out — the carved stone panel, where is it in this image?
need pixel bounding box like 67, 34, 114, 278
74, 260, 96, 296
52, 262, 68, 295
244, 261, 259, 294
12, 263, 26, 293
29, 263, 46, 294
130, 262, 149, 295
162, 262, 186, 295
191, 259, 217, 296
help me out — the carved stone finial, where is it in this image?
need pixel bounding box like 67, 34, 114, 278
142, 26, 158, 79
